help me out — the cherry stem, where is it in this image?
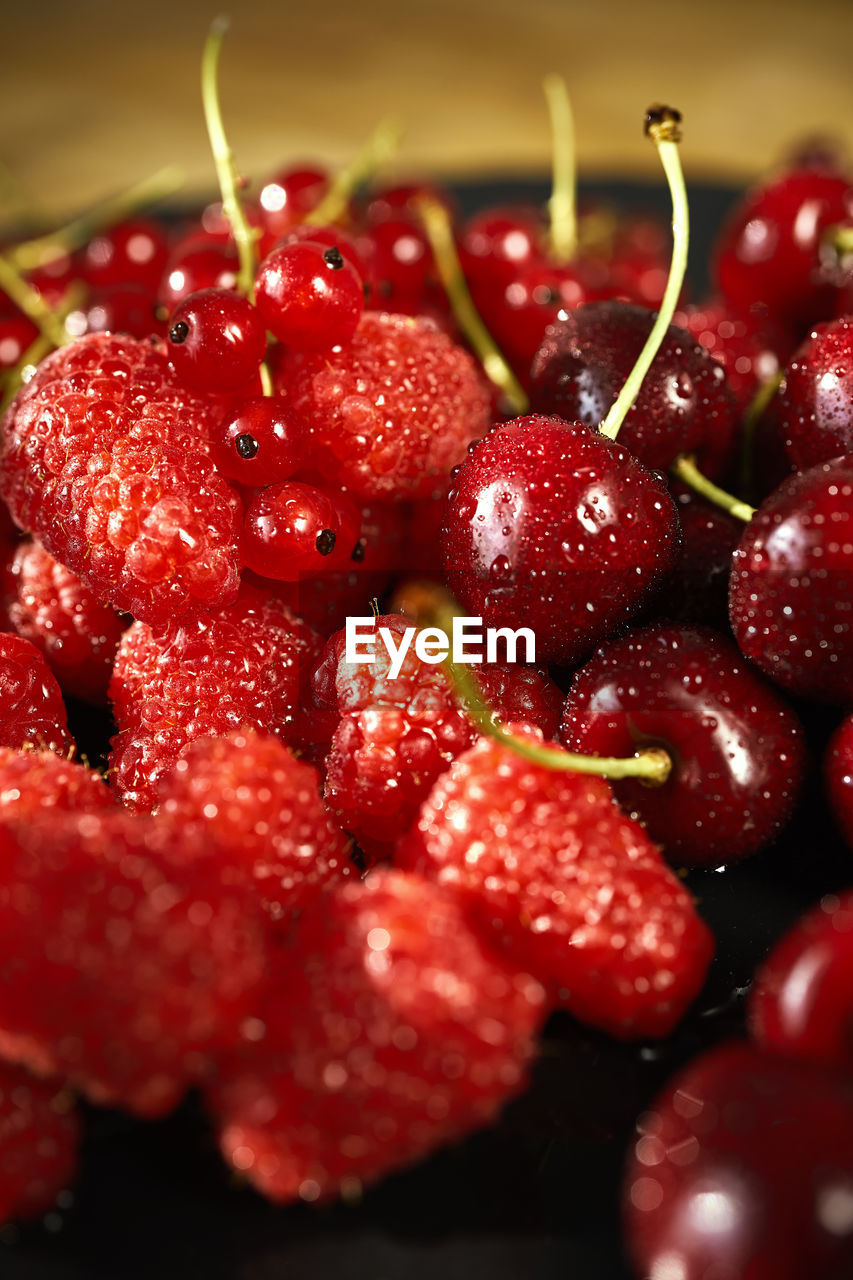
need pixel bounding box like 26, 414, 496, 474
672, 453, 756, 522
201, 18, 257, 299
259, 362, 273, 397
599, 106, 688, 442
0, 255, 72, 349
738, 368, 784, 494
401, 581, 672, 787
7, 167, 185, 273
544, 74, 578, 262
305, 117, 405, 228
417, 197, 529, 414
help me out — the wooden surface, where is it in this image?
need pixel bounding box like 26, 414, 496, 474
2, 0, 852, 220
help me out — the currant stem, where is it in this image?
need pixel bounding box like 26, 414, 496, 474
201, 18, 257, 299
0, 282, 86, 411
825, 223, 853, 257
417, 197, 529, 415
305, 117, 405, 228
7, 167, 185, 273
599, 105, 689, 442
544, 74, 578, 262
259, 361, 273, 397
672, 453, 756, 523
0, 255, 72, 349
738, 368, 784, 493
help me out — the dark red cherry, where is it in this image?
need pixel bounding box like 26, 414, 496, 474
441, 414, 680, 666
674, 298, 783, 413
668, 487, 742, 628
729, 456, 853, 704
254, 242, 364, 350
561, 622, 806, 867
211, 396, 306, 485
81, 218, 169, 292
242, 481, 360, 581
167, 288, 267, 392
713, 166, 853, 332
488, 261, 588, 377
750, 890, 853, 1071
529, 301, 739, 476
826, 716, 853, 847
158, 240, 239, 312
0, 314, 38, 370
457, 206, 544, 297
624, 1042, 853, 1280
777, 316, 853, 469
65, 285, 162, 341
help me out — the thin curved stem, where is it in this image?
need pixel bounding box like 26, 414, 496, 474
599, 107, 688, 442
0, 255, 70, 349
417, 197, 529, 415
544, 74, 577, 262
305, 117, 404, 228
672, 453, 756, 523
201, 18, 257, 299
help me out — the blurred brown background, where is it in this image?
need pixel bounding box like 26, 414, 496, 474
2, 0, 852, 220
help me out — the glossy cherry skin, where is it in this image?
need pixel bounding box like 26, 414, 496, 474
167, 288, 267, 392
624, 1042, 853, 1280
254, 242, 364, 351
668, 488, 742, 629
158, 240, 239, 312
441, 414, 680, 666
729, 456, 853, 704
713, 167, 853, 333
242, 482, 360, 581
826, 715, 853, 847
561, 622, 806, 867
777, 317, 853, 470
750, 891, 853, 1071
530, 301, 739, 476
674, 299, 783, 414
211, 396, 306, 486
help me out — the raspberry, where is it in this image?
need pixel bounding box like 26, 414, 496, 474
2, 540, 127, 705
0, 634, 73, 755
0, 1062, 79, 1224
275, 312, 491, 500
0, 809, 267, 1116
0, 333, 243, 627
109, 585, 323, 810
0, 746, 113, 819
398, 731, 714, 1038
208, 869, 545, 1203
156, 730, 352, 922
317, 614, 563, 856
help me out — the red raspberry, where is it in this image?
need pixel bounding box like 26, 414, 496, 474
0, 334, 243, 627
208, 868, 545, 1203
0, 633, 73, 755
0, 746, 113, 819
156, 730, 352, 922
275, 312, 491, 500
109, 586, 323, 810
0, 809, 267, 1116
0, 1062, 79, 1224
318, 613, 564, 857
398, 731, 714, 1038
2, 540, 127, 705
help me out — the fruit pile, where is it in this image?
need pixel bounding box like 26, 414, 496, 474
0, 28, 851, 1278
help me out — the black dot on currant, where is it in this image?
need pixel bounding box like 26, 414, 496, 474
323, 246, 345, 271
169, 320, 190, 345
235, 432, 259, 460
351, 539, 366, 563
315, 528, 337, 556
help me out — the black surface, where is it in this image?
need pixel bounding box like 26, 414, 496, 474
5, 178, 851, 1280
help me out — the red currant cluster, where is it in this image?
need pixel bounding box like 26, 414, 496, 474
0, 39, 850, 1277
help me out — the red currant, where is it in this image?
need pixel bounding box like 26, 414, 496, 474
81, 218, 170, 292
158, 240, 239, 312
256, 166, 330, 247
167, 288, 267, 392
272, 224, 367, 280
254, 242, 364, 350
242, 482, 360, 580
211, 396, 306, 485
0, 314, 38, 370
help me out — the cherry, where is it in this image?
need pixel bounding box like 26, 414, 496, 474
0, 313, 38, 370
441, 414, 680, 666
81, 218, 170, 292
529, 301, 739, 476
624, 1042, 853, 1280
561, 622, 806, 867
777, 316, 853, 469
713, 166, 853, 332
167, 287, 267, 392
211, 396, 306, 485
729, 456, 853, 704
669, 487, 742, 628
826, 715, 853, 847
254, 241, 364, 350
674, 298, 783, 413
158, 239, 239, 312
750, 890, 853, 1071
241, 481, 360, 581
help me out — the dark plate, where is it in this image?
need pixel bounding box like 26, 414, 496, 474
3, 179, 848, 1280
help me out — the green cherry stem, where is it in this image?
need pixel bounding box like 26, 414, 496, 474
305, 117, 404, 228
599, 105, 688, 442
671, 453, 756, 522
417, 197, 529, 414
544, 74, 578, 262
201, 18, 257, 299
